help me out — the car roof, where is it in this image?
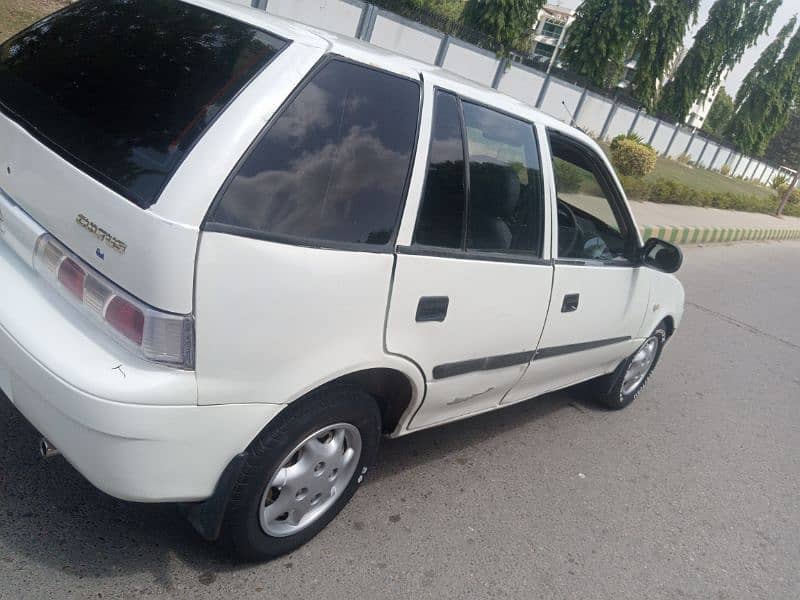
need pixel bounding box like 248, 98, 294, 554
185, 0, 599, 150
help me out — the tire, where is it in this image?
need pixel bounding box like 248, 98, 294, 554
594, 324, 667, 410
221, 384, 381, 561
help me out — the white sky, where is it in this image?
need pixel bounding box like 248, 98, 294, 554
548, 0, 798, 94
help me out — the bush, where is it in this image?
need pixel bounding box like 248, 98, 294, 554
676, 152, 692, 165
611, 139, 658, 178
610, 132, 645, 151
720, 164, 731, 177
771, 174, 789, 190
616, 176, 800, 217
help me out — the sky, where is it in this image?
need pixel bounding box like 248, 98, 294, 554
549, 0, 799, 95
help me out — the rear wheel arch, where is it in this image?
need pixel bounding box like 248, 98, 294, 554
315, 368, 420, 436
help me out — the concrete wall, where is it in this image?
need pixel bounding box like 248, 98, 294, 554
248, 0, 781, 185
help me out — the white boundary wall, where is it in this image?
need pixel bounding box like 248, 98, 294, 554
243, 0, 784, 186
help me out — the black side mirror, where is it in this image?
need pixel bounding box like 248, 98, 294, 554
641, 238, 683, 273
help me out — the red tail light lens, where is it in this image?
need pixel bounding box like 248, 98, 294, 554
105, 296, 145, 345
33, 234, 194, 368
57, 257, 86, 300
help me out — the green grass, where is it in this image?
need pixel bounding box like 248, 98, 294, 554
642, 156, 775, 200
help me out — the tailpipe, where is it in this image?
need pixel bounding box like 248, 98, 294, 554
39, 438, 59, 459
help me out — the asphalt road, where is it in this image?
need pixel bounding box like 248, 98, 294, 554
1, 240, 799, 599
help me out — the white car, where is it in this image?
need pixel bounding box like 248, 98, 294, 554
0, 0, 684, 560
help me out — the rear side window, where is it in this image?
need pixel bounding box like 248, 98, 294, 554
0, 0, 286, 208
413, 94, 545, 257
413, 92, 467, 248
462, 102, 544, 254
210, 59, 421, 248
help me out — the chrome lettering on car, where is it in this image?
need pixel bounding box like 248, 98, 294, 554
76, 214, 127, 254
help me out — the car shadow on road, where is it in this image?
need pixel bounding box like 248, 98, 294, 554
0, 387, 603, 588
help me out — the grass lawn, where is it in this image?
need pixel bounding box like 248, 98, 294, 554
0, 0, 69, 43
643, 156, 775, 200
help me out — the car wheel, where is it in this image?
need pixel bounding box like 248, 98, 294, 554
596, 324, 667, 410
222, 384, 381, 561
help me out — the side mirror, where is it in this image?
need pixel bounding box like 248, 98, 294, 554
641, 238, 683, 273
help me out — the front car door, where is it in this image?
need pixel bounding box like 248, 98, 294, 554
386, 83, 554, 430
504, 129, 651, 405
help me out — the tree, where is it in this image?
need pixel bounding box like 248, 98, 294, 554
658, 0, 781, 122
765, 110, 800, 166
727, 23, 800, 156
702, 87, 734, 135
560, 0, 651, 88
735, 16, 797, 109
629, 0, 701, 111
464, 0, 546, 55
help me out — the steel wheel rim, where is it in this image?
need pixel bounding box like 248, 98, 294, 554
259, 423, 362, 538
621, 336, 659, 396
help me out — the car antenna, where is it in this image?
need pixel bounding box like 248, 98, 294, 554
561, 100, 587, 134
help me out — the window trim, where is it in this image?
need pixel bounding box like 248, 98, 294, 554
0, 2, 290, 210
409, 86, 547, 261
202, 54, 424, 253
547, 128, 641, 266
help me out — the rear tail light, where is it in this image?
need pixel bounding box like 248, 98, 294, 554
33, 234, 194, 369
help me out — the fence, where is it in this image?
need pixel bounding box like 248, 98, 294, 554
235, 0, 792, 188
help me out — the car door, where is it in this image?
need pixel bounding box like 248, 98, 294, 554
503, 129, 650, 405
386, 87, 554, 430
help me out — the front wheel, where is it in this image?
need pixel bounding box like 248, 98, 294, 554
221, 385, 381, 561
595, 325, 667, 410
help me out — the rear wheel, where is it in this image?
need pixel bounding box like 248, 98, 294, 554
222, 385, 381, 561
594, 325, 667, 410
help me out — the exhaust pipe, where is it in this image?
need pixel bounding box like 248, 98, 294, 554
39, 437, 59, 459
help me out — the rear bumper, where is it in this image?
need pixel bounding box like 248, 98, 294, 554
0, 237, 282, 503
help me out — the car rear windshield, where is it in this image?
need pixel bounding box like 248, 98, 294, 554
0, 0, 286, 209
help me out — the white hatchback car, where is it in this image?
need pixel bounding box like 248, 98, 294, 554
0, 0, 684, 560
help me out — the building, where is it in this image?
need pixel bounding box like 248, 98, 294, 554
529, 3, 575, 71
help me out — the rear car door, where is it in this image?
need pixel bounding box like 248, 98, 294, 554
504, 130, 650, 405
386, 88, 554, 430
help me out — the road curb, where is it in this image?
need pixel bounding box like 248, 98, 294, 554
640, 225, 800, 245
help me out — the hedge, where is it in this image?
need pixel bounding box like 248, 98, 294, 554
619, 176, 800, 218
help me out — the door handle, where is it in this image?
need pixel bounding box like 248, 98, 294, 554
561, 293, 580, 313
416, 296, 449, 322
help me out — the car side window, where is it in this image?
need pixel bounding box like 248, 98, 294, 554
413, 93, 545, 257
549, 132, 633, 261
209, 59, 420, 247
413, 91, 466, 248
462, 102, 544, 255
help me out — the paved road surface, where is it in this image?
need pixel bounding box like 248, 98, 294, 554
1, 241, 799, 599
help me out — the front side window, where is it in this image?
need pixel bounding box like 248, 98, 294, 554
550, 132, 633, 261
211, 60, 420, 247
413, 94, 545, 258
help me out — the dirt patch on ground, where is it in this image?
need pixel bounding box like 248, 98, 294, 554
0, 0, 70, 43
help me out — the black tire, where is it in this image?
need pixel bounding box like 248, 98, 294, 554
221, 384, 381, 561
593, 324, 668, 410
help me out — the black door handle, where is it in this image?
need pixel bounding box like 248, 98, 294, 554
561, 293, 579, 313
416, 296, 449, 322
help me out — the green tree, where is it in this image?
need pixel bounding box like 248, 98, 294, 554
765, 110, 800, 166
629, 0, 701, 110
735, 16, 797, 109
727, 23, 800, 156
560, 0, 651, 88
702, 87, 735, 135
658, 0, 781, 122
464, 0, 545, 55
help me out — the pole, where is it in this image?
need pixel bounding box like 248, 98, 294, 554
776, 167, 800, 217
